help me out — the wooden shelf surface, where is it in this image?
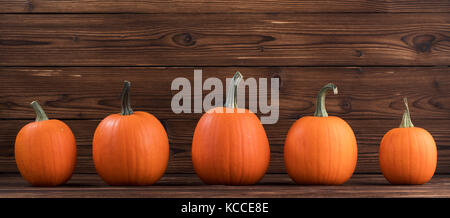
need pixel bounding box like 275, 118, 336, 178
0, 174, 449, 198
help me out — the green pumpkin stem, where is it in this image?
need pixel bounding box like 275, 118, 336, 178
120, 80, 134, 116
399, 97, 414, 128
30, 101, 49, 122
224, 71, 243, 109
314, 83, 338, 117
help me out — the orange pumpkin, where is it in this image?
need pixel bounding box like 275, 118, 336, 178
15, 101, 77, 186
93, 81, 169, 185
284, 83, 357, 185
192, 72, 270, 185
379, 98, 437, 185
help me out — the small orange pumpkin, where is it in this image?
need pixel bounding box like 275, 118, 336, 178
93, 81, 169, 185
284, 83, 357, 185
192, 72, 270, 185
15, 101, 77, 186
379, 98, 437, 185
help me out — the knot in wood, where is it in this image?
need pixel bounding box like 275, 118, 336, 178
413, 34, 435, 53
173, 33, 196, 47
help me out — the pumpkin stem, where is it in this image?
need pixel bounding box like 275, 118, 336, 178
120, 80, 134, 116
314, 83, 338, 117
399, 97, 414, 128
30, 101, 49, 122
224, 71, 243, 109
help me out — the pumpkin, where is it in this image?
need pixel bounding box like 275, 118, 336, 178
192, 72, 270, 185
379, 98, 437, 185
284, 83, 357, 185
15, 101, 77, 186
93, 81, 169, 185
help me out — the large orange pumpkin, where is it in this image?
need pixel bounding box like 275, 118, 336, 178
284, 83, 357, 185
93, 81, 169, 185
379, 98, 437, 185
15, 101, 77, 186
192, 72, 270, 185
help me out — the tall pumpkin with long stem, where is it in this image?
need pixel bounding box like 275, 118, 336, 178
15, 101, 77, 186
284, 83, 358, 185
93, 81, 169, 186
379, 98, 437, 185
192, 72, 270, 185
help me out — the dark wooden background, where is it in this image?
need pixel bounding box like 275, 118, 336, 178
0, 0, 449, 176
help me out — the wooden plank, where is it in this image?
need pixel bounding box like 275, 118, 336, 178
0, 14, 448, 66
1, 67, 448, 174
1, 0, 449, 13
1, 119, 449, 174
1, 174, 450, 198
0, 67, 448, 120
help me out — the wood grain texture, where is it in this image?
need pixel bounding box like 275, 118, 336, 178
1, 174, 450, 198
0, 14, 448, 66
0, 67, 448, 120
1, 0, 449, 13
1, 0, 449, 184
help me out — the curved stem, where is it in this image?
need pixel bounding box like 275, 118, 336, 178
399, 97, 414, 128
30, 101, 49, 122
314, 83, 338, 117
120, 80, 134, 116
224, 71, 243, 108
